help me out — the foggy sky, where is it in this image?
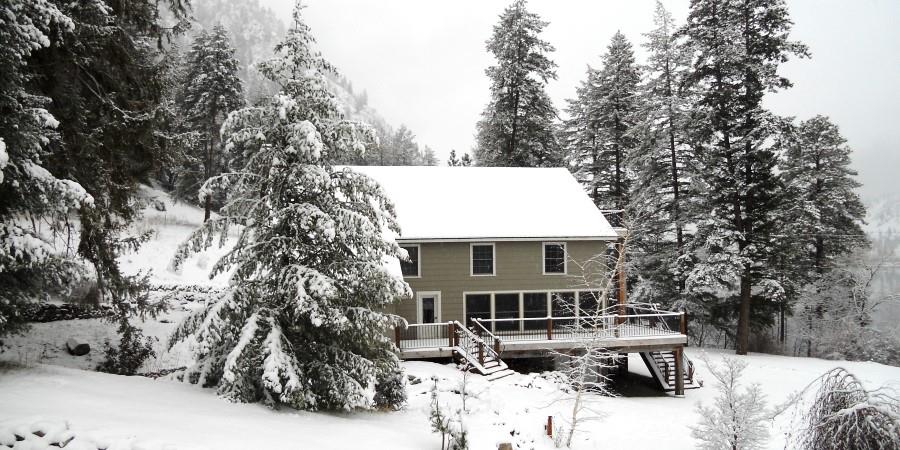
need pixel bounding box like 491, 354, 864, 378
266, 0, 899, 200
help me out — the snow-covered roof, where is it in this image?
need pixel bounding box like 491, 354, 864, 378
348, 166, 618, 241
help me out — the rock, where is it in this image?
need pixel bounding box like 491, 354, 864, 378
66, 338, 90, 356
498, 444, 513, 450
152, 199, 166, 211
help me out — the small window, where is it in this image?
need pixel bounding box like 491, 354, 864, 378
543, 243, 566, 274
471, 244, 495, 276
400, 245, 419, 277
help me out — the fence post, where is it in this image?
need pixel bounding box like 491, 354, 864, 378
680, 312, 688, 343
478, 341, 485, 366
448, 322, 455, 347
546, 416, 553, 436
546, 317, 553, 340
494, 337, 501, 356
394, 325, 401, 349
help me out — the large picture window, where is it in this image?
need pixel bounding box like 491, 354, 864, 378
400, 245, 419, 277
523, 292, 548, 330
494, 294, 520, 332
465, 294, 491, 327
471, 243, 495, 276
543, 242, 566, 274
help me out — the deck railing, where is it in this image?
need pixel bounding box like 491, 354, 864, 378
394, 321, 501, 367
470, 304, 685, 342
394, 304, 686, 355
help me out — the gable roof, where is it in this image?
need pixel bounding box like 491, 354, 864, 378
349, 166, 618, 242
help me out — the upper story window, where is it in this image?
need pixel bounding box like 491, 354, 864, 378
543, 242, 566, 274
400, 244, 420, 277
470, 243, 495, 276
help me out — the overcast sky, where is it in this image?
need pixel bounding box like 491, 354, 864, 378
266, 0, 899, 200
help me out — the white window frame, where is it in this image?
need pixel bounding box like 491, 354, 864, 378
470, 242, 496, 277
400, 244, 421, 279
416, 291, 441, 324
542, 242, 567, 275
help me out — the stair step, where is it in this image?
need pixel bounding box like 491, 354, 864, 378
486, 369, 515, 382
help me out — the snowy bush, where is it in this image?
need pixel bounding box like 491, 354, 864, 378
690, 356, 770, 450
785, 367, 900, 450
429, 380, 469, 450
97, 322, 157, 376
373, 365, 407, 410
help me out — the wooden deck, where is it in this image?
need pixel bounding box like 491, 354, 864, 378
395, 306, 688, 359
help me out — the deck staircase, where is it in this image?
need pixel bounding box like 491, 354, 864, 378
454, 322, 515, 381
639, 350, 700, 392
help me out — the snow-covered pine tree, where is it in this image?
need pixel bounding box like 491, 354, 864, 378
590, 31, 641, 212
169, 2, 410, 411
475, 0, 559, 167
681, 0, 809, 354
422, 147, 439, 166
189, 0, 286, 103
0, 0, 93, 337
562, 31, 640, 213
175, 24, 245, 221
628, 2, 697, 311
447, 150, 461, 166
560, 68, 601, 200
778, 116, 869, 354
780, 115, 868, 274
460, 153, 473, 167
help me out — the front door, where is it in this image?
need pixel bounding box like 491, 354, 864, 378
417, 291, 441, 324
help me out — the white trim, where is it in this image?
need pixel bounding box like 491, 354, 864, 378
469, 242, 496, 277
397, 236, 619, 244
416, 291, 441, 324
399, 244, 421, 278
541, 241, 568, 275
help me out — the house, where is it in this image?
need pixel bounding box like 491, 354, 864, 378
353, 166, 694, 393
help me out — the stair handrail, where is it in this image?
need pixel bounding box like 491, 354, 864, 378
451, 320, 500, 368
471, 318, 504, 355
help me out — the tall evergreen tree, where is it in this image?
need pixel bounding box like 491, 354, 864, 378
0, 0, 94, 337
169, 3, 409, 410
475, 0, 559, 167
778, 116, 868, 354
175, 25, 245, 221
628, 2, 696, 308
562, 32, 640, 213
2, 0, 190, 340
781, 115, 868, 274
681, 0, 809, 354
592, 32, 641, 211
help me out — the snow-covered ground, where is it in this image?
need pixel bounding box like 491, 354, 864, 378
1, 349, 898, 450
1, 185, 898, 450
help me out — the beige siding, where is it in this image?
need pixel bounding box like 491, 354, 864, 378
399, 240, 609, 324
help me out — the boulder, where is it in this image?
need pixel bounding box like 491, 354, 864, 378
498, 444, 513, 450
65, 338, 90, 356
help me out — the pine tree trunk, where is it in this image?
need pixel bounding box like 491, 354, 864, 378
736, 271, 751, 355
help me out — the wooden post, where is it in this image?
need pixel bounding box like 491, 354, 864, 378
394, 325, 401, 349
546, 416, 553, 436
674, 347, 685, 397
448, 322, 455, 347
680, 312, 687, 335
494, 337, 501, 356
616, 239, 626, 325
478, 341, 485, 366
546, 317, 553, 340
